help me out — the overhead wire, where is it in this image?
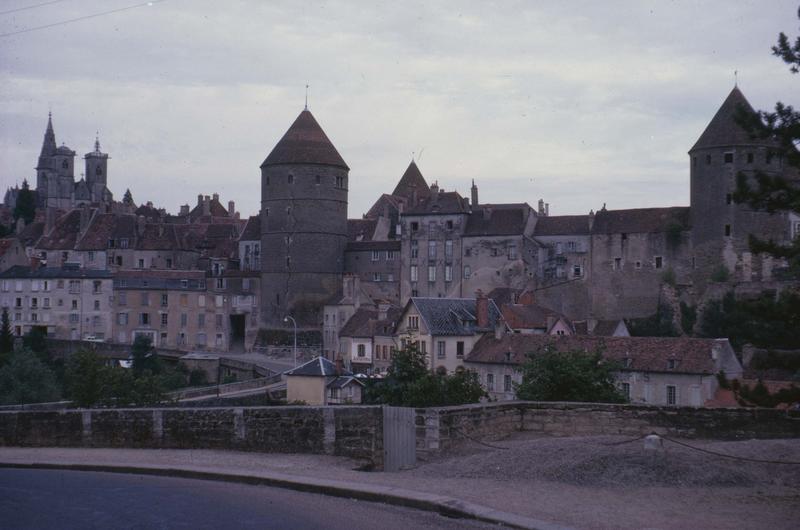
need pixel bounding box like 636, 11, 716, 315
0, 0, 165, 38
0, 0, 70, 16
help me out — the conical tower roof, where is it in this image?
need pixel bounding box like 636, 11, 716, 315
260, 109, 348, 170
690, 87, 777, 151
39, 112, 56, 157
391, 160, 430, 199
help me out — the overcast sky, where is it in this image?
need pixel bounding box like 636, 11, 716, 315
0, 0, 797, 218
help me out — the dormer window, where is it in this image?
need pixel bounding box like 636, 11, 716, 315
623, 357, 632, 368
667, 359, 678, 370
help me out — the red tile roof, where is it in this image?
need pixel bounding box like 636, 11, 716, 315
260, 110, 349, 170
391, 160, 430, 200
534, 215, 590, 236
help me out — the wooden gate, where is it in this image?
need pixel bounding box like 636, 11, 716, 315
383, 406, 416, 472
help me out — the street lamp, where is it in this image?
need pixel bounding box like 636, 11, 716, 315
284, 315, 297, 368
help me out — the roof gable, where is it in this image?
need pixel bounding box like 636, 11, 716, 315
286, 356, 351, 377
391, 160, 430, 200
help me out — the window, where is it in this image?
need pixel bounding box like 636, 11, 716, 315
437, 341, 446, 359
654, 256, 663, 269
508, 244, 518, 260
88, 251, 95, 262
486, 373, 494, 391
357, 344, 366, 357
504, 374, 512, 392
766, 152, 774, 165
30, 313, 38, 322
216, 278, 224, 289
747, 152, 754, 164
410, 265, 418, 282
372, 272, 381, 282
410, 222, 419, 232
215, 295, 223, 307
198, 295, 205, 307
667, 358, 678, 370
706, 154, 711, 165
635, 261, 642, 270
444, 265, 452, 282
62, 160, 68, 169
428, 240, 437, 258
386, 250, 396, 261
371, 250, 381, 262
463, 265, 471, 279
166, 258, 173, 269
161, 313, 168, 326
68, 280, 80, 293
572, 264, 582, 278
93, 300, 100, 311
93, 281, 102, 293
117, 313, 128, 326
118, 292, 127, 306
216, 313, 223, 328
43, 298, 50, 308
161, 294, 168, 307
445, 240, 453, 259
198, 313, 205, 328
456, 341, 464, 358
119, 238, 129, 249
386, 273, 394, 282
141, 292, 150, 306
71, 300, 78, 310
428, 265, 436, 282
621, 382, 630, 400
666, 385, 677, 405
491, 248, 500, 257
724, 152, 733, 164
315, 175, 321, 185
196, 333, 207, 346
446, 220, 453, 229
613, 257, 622, 270
287, 174, 294, 184
410, 240, 418, 258
180, 313, 187, 327
139, 313, 150, 326
335, 176, 344, 188
407, 315, 419, 329
138, 258, 145, 269
726, 193, 732, 205
724, 224, 731, 237
30, 297, 38, 308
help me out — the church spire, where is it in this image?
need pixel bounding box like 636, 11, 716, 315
94, 132, 101, 153
40, 112, 56, 157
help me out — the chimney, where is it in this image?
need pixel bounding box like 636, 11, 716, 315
378, 302, 390, 321
136, 215, 146, 236
476, 290, 489, 328
202, 196, 210, 216
494, 317, 506, 340
228, 200, 235, 217
15, 217, 25, 235
197, 194, 203, 207
335, 356, 344, 375
146, 201, 153, 208
430, 181, 439, 195
538, 199, 545, 215
545, 203, 549, 216
212, 193, 219, 202
45, 207, 56, 233
588, 209, 595, 231
180, 204, 190, 216
79, 204, 91, 233
471, 180, 479, 207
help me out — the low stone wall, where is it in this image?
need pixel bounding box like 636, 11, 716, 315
0, 406, 384, 468
416, 401, 800, 452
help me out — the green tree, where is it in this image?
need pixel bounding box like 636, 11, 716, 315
12, 179, 36, 225
131, 335, 160, 377
733, 6, 800, 274
626, 302, 678, 337
0, 308, 14, 363
515, 345, 625, 403
65, 349, 106, 407
366, 343, 486, 407
123, 188, 134, 206
23, 326, 48, 359
0, 349, 61, 405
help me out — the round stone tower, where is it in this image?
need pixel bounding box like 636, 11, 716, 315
260, 109, 349, 328
689, 86, 787, 286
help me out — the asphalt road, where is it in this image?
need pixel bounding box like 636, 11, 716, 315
0, 469, 497, 529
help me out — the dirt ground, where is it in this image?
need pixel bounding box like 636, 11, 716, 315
405, 432, 800, 529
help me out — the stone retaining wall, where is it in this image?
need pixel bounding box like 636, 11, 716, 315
416, 401, 800, 452
0, 406, 384, 468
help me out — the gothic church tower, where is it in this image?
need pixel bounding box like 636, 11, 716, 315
260, 109, 349, 328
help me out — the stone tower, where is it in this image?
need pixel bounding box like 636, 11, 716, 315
35, 113, 76, 209
260, 109, 349, 328
689, 86, 789, 286
84, 134, 111, 203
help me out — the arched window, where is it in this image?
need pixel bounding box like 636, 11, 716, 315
61, 160, 68, 169
95, 167, 102, 176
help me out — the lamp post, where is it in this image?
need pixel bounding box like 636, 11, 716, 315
284, 315, 297, 368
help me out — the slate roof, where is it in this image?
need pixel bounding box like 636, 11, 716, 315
187, 197, 230, 220
286, 356, 352, 377
691, 86, 779, 151
37, 210, 82, 250
391, 160, 430, 200
135, 223, 179, 251
17, 221, 44, 247
464, 206, 531, 236
260, 110, 349, 170
501, 304, 569, 331
239, 215, 260, 241
534, 215, 591, 236
75, 213, 116, 250
365, 193, 402, 220
591, 207, 690, 234
404, 191, 469, 216
339, 306, 402, 338
347, 219, 377, 241
467, 334, 730, 375
0, 265, 111, 279
327, 376, 365, 389
410, 297, 502, 336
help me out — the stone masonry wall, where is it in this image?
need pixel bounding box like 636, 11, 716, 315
0, 405, 384, 468
416, 401, 800, 452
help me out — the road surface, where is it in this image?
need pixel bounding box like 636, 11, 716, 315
0, 469, 497, 529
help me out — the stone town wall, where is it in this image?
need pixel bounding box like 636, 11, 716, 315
0, 406, 384, 468
415, 401, 800, 452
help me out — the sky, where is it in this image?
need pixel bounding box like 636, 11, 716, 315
0, 0, 797, 219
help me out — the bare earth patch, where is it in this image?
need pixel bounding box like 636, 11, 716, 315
409, 433, 800, 529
